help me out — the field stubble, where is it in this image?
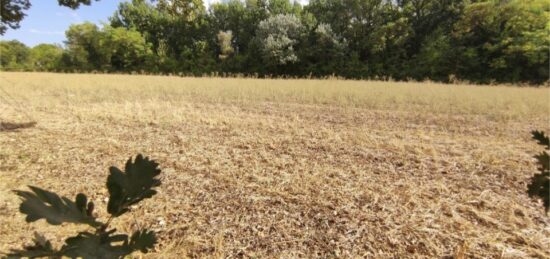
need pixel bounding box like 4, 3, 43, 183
0, 72, 549, 258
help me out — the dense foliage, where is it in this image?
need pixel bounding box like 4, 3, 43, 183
7, 154, 160, 258
1, 0, 548, 84
529, 131, 549, 212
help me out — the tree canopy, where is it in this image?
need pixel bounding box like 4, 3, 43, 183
1, 0, 548, 84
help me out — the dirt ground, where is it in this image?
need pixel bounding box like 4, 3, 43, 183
0, 72, 549, 258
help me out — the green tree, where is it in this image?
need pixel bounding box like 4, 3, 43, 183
155, 0, 205, 22
208, 0, 247, 53
153, 0, 212, 74
103, 25, 153, 71
207, 0, 265, 73
412, 27, 455, 81
397, 0, 465, 56
2, 0, 548, 84
111, 0, 215, 73
0, 39, 30, 70
63, 22, 153, 72
110, 0, 173, 72
301, 23, 348, 76
217, 30, 234, 60
255, 14, 305, 70
30, 43, 63, 71
265, 0, 302, 16
453, 0, 549, 83
0, 0, 31, 35
306, 0, 409, 78
63, 22, 104, 70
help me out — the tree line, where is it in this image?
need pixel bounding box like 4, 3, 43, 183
1, 0, 548, 84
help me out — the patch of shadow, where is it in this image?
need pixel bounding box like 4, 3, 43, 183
0, 121, 37, 132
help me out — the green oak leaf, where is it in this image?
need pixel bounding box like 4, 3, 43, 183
14, 186, 101, 227
107, 154, 161, 217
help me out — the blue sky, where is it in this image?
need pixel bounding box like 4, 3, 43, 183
1, 0, 126, 47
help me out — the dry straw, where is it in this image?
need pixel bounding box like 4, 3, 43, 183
0, 72, 548, 258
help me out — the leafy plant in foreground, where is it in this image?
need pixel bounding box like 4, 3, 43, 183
6, 154, 161, 258
529, 131, 549, 213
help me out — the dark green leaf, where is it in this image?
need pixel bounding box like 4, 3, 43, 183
13, 186, 101, 227
7, 232, 59, 258
57, 0, 96, 9
107, 154, 161, 217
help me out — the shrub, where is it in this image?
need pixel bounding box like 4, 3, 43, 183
529, 131, 549, 213
7, 154, 161, 258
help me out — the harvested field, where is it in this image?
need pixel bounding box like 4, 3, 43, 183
0, 72, 549, 258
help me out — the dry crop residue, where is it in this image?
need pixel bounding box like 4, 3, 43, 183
0, 72, 549, 258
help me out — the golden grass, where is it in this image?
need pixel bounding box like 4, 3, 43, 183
0, 72, 549, 258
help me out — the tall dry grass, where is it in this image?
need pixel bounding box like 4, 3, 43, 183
1, 72, 548, 120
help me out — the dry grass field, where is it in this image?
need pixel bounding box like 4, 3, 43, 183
0, 72, 549, 258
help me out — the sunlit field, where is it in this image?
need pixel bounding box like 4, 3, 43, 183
0, 72, 549, 257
